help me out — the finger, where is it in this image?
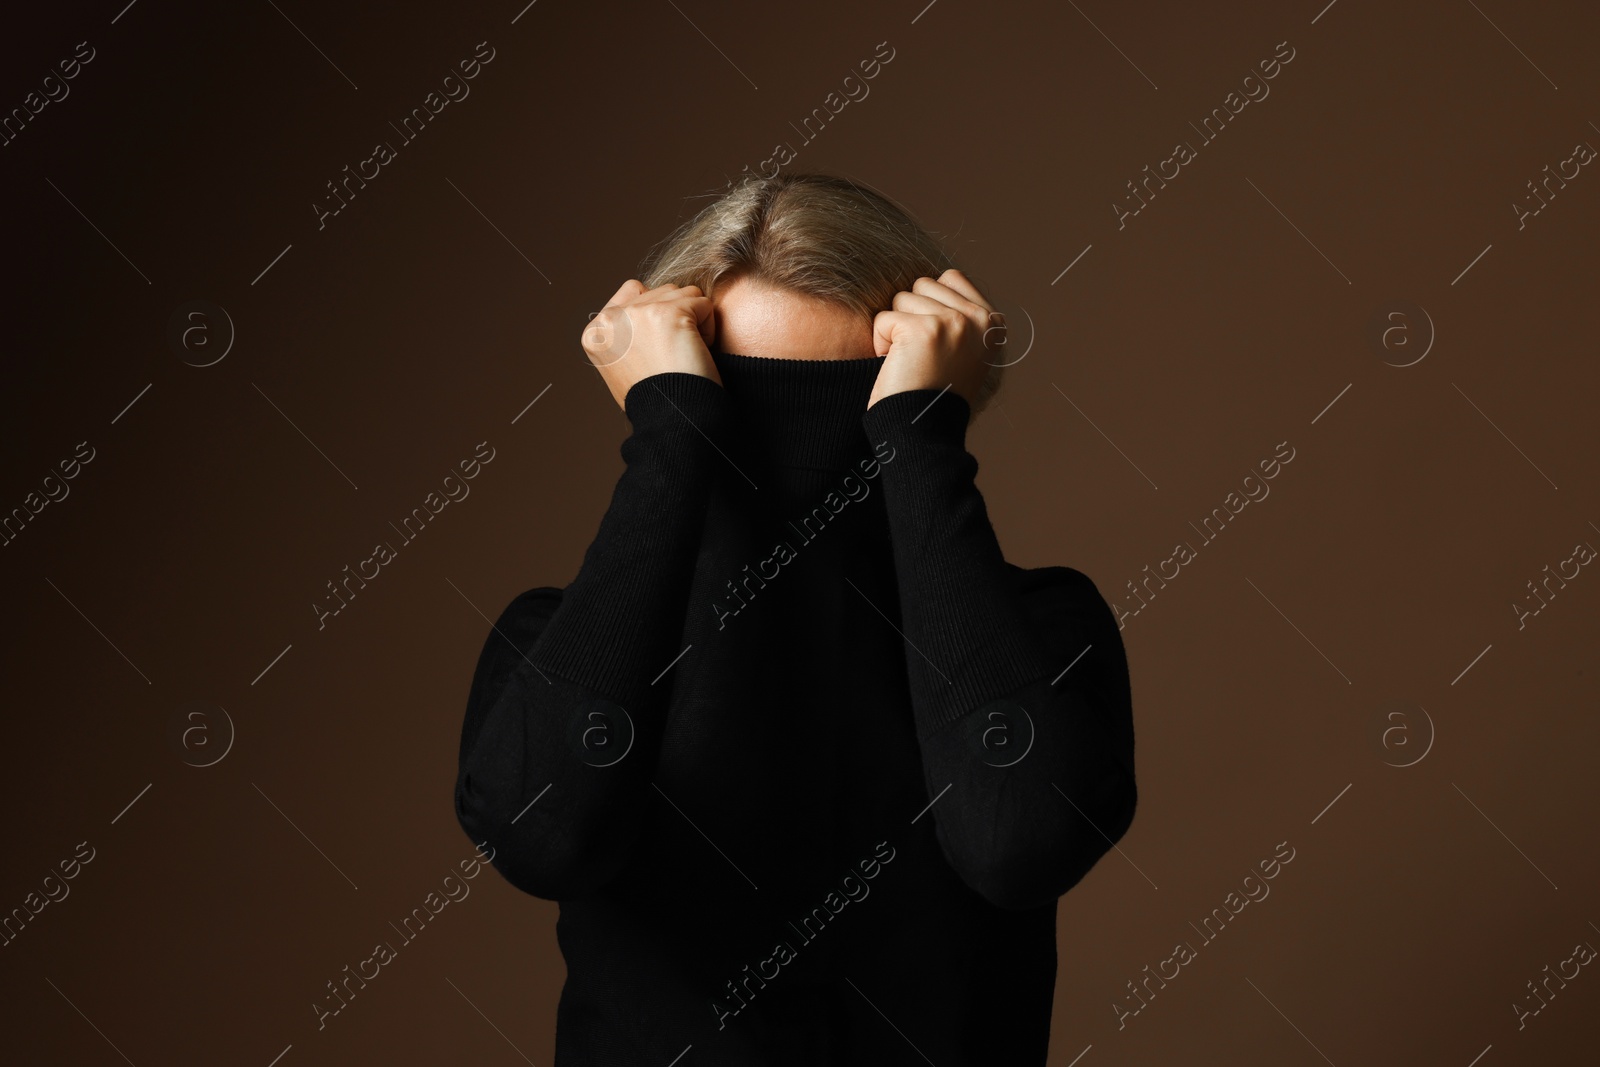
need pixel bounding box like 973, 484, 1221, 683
629, 283, 699, 306
935, 268, 993, 313
892, 289, 961, 318
686, 295, 718, 348
872, 309, 916, 357
911, 275, 988, 325
603, 278, 648, 309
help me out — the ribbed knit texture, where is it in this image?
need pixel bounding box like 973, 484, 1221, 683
529, 370, 734, 709
455, 351, 1139, 1066
861, 386, 1059, 732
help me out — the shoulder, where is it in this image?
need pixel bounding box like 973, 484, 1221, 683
1007, 564, 1133, 757
488, 585, 564, 641
1004, 562, 1107, 613
1005, 562, 1100, 597
1004, 563, 1123, 649
468, 586, 565, 696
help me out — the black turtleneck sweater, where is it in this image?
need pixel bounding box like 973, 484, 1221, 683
454, 350, 1137, 1066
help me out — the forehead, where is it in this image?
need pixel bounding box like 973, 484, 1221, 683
712, 276, 854, 320
710, 276, 873, 359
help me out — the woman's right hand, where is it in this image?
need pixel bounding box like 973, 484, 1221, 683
582, 280, 723, 411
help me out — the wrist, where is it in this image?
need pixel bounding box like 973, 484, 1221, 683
862, 387, 971, 449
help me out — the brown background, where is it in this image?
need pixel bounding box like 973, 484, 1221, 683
3, 0, 1597, 1063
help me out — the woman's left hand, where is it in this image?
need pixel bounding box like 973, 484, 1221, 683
868, 268, 997, 410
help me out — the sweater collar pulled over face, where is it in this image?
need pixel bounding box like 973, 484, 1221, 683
709, 348, 887, 474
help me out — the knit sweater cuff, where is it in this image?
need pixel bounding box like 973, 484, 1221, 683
531, 371, 731, 707
862, 387, 1056, 733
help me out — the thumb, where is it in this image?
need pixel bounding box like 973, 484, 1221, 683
872, 310, 904, 358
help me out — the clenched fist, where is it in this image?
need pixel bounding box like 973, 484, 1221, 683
583, 280, 723, 411
868, 268, 997, 411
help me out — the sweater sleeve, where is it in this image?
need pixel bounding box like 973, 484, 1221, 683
860, 387, 1138, 911
454, 371, 733, 901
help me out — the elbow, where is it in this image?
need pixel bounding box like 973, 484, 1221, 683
453, 771, 631, 902
454, 769, 572, 900
957, 771, 1138, 912
453, 774, 543, 899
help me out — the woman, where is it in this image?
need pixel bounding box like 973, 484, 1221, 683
454, 173, 1137, 1065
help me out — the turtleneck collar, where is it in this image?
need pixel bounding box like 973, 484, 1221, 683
710, 348, 887, 472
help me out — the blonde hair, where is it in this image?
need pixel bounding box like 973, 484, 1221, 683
638, 172, 1004, 418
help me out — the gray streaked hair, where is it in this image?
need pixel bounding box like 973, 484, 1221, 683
638, 172, 1004, 419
